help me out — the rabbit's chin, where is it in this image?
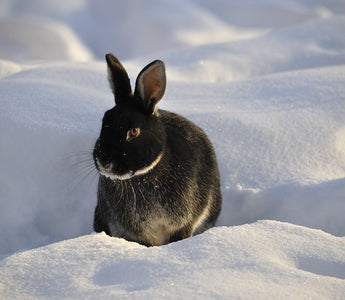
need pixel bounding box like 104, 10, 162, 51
96, 160, 133, 181
96, 152, 164, 181
99, 170, 134, 181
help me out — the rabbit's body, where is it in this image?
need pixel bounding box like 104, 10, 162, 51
93, 54, 221, 246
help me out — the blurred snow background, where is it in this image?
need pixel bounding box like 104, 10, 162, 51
0, 0, 344, 298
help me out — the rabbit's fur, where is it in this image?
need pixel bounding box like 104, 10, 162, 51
93, 54, 222, 246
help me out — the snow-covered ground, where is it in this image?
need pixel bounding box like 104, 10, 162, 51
0, 0, 344, 298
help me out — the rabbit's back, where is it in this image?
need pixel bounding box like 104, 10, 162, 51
160, 110, 222, 233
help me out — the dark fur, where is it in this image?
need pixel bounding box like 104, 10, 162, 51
93, 54, 222, 246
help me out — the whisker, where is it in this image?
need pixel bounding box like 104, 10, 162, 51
69, 166, 98, 193
68, 158, 95, 169
63, 151, 93, 160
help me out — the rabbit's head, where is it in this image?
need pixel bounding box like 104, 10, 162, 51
93, 54, 167, 180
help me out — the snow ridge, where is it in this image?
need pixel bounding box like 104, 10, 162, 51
0, 0, 345, 298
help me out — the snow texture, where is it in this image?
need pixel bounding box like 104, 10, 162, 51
0, 0, 345, 299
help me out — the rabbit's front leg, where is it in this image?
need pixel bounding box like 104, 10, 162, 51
93, 205, 110, 235
169, 224, 193, 243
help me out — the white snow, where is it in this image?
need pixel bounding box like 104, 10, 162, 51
0, 0, 345, 299
0, 17, 93, 62
1, 221, 345, 299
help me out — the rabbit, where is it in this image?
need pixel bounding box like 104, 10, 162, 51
93, 53, 222, 246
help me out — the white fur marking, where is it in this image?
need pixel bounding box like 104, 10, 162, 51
133, 152, 163, 177
100, 169, 133, 181
96, 152, 163, 181
192, 197, 211, 234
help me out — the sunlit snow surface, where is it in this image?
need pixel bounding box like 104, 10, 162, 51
0, 0, 345, 299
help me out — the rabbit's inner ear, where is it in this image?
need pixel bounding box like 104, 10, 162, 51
135, 60, 166, 114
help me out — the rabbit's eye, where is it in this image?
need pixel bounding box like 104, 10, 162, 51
127, 128, 140, 140
130, 128, 140, 137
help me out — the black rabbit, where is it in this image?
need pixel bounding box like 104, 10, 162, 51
93, 54, 222, 246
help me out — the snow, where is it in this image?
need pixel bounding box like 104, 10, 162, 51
1, 221, 345, 299
0, 0, 345, 299
0, 18, 93, 62
154, 16, 345, 82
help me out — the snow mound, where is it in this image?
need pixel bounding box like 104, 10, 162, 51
0, 0, 266, 60
0, 59, 21, 79
1, 0, 345, 298
0, 62, 344, 256
0, 17, 93, 62
192, 0, 345, 28
165, 66, 345, 189
146, 15, 345, 82
220, 178, 345, 237
1, 221, 344, 299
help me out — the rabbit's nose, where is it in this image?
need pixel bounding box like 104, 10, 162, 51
96, 157, 112, 171
98, 155, 112, 168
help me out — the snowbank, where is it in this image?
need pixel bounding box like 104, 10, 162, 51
1, 61, 344, 257
153, 16, 345, 82
1, 221, 344, 299
0, 18, 93, 62
0, 0, 345, 298
0, 59, 21, 79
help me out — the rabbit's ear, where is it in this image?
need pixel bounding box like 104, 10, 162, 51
105, 53, 132, 104
134, 60, 166, 114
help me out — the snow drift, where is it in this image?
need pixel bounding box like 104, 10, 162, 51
0, 0, 344, 299
1, 221, 345, 299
